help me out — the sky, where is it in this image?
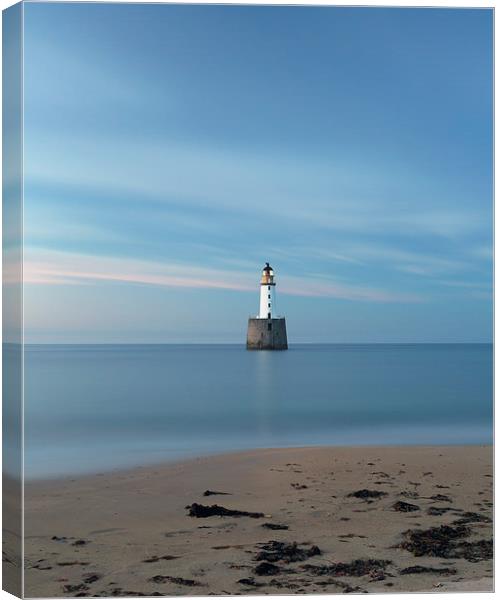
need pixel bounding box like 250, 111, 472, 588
22, 3, 493, 343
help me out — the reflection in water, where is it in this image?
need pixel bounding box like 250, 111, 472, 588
254, 350, 274, 440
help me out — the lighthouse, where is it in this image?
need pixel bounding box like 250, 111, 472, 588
246, 263, 288, 350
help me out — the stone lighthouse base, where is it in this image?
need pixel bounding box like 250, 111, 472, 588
246, 318, 288, 350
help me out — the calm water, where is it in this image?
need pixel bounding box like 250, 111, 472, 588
24, 344, 492, 479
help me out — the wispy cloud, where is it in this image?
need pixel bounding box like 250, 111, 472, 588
24, 250, 253, 293
270, 243, 473, 277
280, 276, 422, 303
25, 133, 490, 241
437, 280, 492, 290
24, 248, 423, 303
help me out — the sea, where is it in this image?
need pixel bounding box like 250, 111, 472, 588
22, 343, 492, 480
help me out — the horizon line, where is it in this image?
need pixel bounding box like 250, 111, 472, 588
17, 341, 493, 346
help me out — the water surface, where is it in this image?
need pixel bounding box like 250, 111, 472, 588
24, 344, 492, 479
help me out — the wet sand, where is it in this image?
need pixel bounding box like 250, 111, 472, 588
24, 445, 493, 597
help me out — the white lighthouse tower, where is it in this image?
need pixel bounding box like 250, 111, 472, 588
259, 262, 277, 319
246, 262, 288, 350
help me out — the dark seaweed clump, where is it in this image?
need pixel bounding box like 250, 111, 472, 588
261, 522, 289, 530
149, 575, 203, 586
142, 555, 178, 563
107, 589, 165, 597
255, 541, 320, 563
253, 562, 281, 576
237, 577, 264, 587
399, 565, 457, 576
429, 494, 452, 502
304, 559, 392, 578
452, 511, 492, 526
63, 584, 89, 594
101, 588, 164, 597
399, 525, 492, 562
203, 490, 231, 497
427, 506, 453, 516
186, 503, 264, 518
347, 489, 387, 500
392, 501, 420, 512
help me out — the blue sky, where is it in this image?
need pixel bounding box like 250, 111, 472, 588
22, 3, 493, 343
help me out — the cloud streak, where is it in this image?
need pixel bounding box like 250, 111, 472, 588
25, 133, 490, 241
24, 249, 423, 303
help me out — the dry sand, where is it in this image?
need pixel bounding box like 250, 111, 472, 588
23, 445, 493, 597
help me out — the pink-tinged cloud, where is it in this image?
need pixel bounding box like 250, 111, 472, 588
23, 249, 423, 303
279, 279, 422, 303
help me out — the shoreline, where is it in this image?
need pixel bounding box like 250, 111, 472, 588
24, 445, 493, 596
25, 442, 493, 484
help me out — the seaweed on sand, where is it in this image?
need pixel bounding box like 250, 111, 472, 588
392, 501, 420, 512
347, 489, 387, 500
253, 562, 281, 576
303, 558, 392, 578
429, 494, 452, 502
255, 541, 320, 563
237, 577, 265, 587
186, 503, 264, 518
399, 525, 493, 562
399, 565, 457, 575
261, 522, 289, 530
426, 506, 453, 516
63, 584, 90, 594
149, 576, 203, 586
451, 511, 492, 526
142, 555, 179, 563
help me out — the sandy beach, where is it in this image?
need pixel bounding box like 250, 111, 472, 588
24, 445, 493, 597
